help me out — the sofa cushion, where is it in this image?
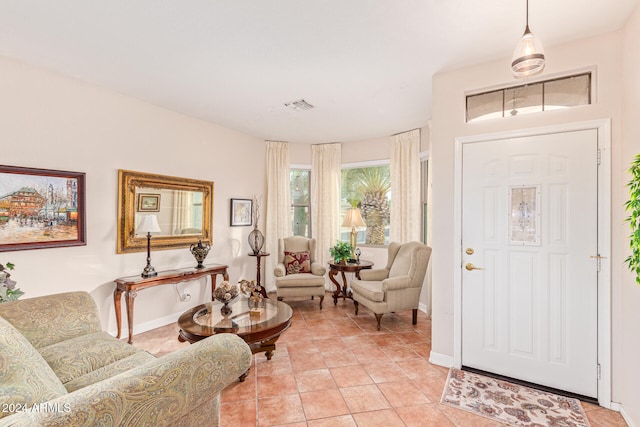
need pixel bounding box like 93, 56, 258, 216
276, 273, 324, 287
39, 331, 143, 384
285, 251, 311, 274
64, 351, 156, 392
351, 280, 385, 302
0, 316, 67, 419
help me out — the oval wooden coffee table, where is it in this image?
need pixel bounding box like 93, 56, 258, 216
178, 297, 292, 380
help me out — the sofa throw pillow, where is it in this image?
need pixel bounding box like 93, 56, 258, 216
284, 251, 311, 274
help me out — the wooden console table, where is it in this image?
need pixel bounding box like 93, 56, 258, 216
114, 264, 228, 344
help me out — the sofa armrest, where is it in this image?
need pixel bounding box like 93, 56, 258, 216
310, 262, 326, 276
382, 275, 411, 290
0, 292, 102, 349
274, 263, 286, 277
0, 334, 252, 427
359, 268, 389, 281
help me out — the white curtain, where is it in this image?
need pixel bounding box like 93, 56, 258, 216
311, 143, 341, 288
264, 141, 291, 292
390, 128, 421, 242
172, 190, 193, 234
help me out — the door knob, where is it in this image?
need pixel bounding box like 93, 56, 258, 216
465, 263, 484, 271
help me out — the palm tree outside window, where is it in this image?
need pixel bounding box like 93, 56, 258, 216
341, 164, 391, 246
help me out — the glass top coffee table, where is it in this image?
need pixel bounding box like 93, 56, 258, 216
178, 297, 292, 363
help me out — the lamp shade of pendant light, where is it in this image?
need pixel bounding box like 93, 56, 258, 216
511, 0, 545, 78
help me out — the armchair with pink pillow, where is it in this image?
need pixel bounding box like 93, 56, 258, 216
274, 236, 326, 308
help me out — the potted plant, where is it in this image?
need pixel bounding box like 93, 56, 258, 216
0, 262, 24, 302
625, 154, 640, 285
330, 241, 352, 264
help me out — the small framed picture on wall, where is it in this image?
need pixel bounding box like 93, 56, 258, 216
230, 198, 252, 226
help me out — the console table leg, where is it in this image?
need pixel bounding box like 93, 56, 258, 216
210, 274, 217, 300
209, 270, 229, 300
125, 290, 137, 344
114, 289, 123, 339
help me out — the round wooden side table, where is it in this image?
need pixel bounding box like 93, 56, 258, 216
328, 260, 373, 305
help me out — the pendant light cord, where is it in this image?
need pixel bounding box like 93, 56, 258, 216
524, 0, 531, 35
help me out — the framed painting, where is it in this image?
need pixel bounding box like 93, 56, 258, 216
137, 193, 160, 212
0, 165, 86, 252
230, 198, 252, 226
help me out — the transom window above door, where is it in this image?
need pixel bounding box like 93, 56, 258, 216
466, 72, 592, 122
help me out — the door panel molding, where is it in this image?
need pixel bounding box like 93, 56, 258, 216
453, 119, 611, 407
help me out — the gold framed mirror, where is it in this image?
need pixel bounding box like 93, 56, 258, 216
117, 169, 214, 253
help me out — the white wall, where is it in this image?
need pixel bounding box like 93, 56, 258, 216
431, 29, 627, 405
621, 1, 640, 423
0, 56, 266, 336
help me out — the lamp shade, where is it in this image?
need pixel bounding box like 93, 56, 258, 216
342, 208, 366, 228
137, 214, 161, 233
511, 26, 545, 78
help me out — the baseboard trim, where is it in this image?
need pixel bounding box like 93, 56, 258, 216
429, 351, 454, 368
418, 302, 429, 315
614, 403, 636, 427
107, 312, 181, 339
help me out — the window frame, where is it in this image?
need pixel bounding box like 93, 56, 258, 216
465, 69, 594, 122
290, 166, 312, 238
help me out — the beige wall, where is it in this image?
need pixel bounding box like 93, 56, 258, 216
621, 1, 640, 423
431, 29, 630, 409
0, 56, 266, 336
290, 126, 430, 165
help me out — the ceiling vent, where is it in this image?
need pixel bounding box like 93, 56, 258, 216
284, 99, 314, 111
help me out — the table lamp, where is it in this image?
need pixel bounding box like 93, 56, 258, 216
138, 214, 161, 278
342, 208, 366, 257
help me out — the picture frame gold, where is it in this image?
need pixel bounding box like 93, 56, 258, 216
117, 169, 214, 254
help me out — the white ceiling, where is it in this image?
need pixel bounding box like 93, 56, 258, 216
0, 1, 636, 143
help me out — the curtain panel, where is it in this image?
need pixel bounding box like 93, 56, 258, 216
390, 128, 421, 243
311, 143, 341, 288
264, 140, 291, 292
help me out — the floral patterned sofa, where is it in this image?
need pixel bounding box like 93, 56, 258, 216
0, 291, 251, 426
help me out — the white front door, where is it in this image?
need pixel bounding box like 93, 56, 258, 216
461, 129, 599, 398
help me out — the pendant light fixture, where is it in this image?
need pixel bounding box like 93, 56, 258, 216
511, 0, 545, 78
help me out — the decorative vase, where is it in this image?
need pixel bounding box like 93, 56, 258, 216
248, 295, 265, 310
220, 301, 232, 316
248, 228, 264, 255
190, 239, 211, 269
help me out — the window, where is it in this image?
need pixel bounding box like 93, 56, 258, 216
341, 164, 391, 246
290, 169, 311, 237
466, 72, 592, 122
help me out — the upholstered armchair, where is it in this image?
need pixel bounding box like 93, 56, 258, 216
274, 236, 326, 308
351, 241, 432, 330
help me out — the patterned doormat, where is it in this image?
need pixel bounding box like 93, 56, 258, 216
440, 368, 590, 427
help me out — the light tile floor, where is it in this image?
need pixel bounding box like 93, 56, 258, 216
132, 294, 627, 427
